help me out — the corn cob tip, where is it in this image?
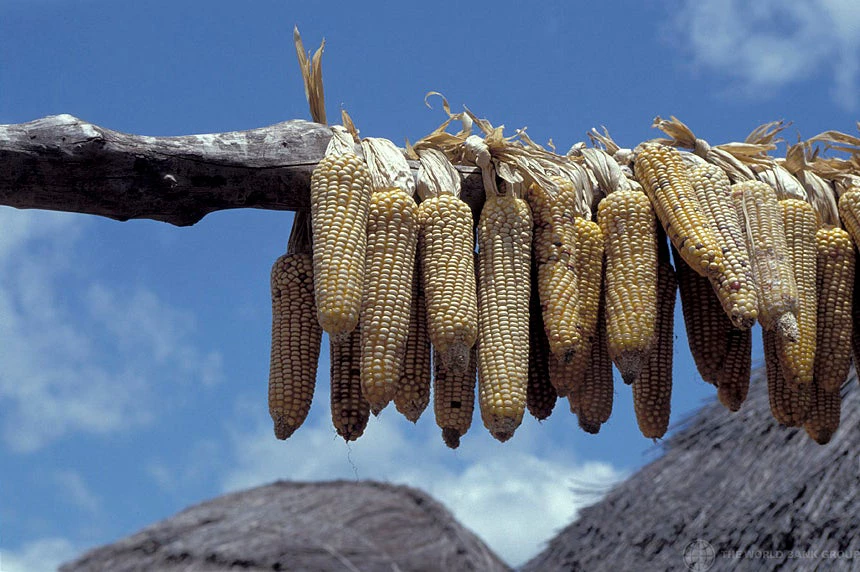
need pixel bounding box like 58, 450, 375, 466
442, 427, 462, 449
579, 419, 602, 434
775, 312, 799, 342
330, 331, 351, 345
396, 405, 423, 423
615, 352, 643, 385
487, 417, 520, 443
805, 426, 835, 445
369, 402, 389, 417
272, 416, 296, 441
717, 386, 746, 412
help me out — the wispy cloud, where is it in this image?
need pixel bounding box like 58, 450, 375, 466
672, 0, 860, 109
220, 410, 624, 567
0, 537, 78, 572
0, 210, 224, 452
53, 470, 101, 514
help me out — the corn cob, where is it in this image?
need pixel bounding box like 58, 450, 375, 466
359, 139, 419, 414
837, 187, 860, 248
571, 218, 606, 365
854, 262, 860, 379
633, 233, 676, 439
526, 178, 580, 362
434, 347, 477, 449
330, 325, 370, 441
803, 379, 842, 445
597, 188, 659, 383
634, 143, 725, 278
416, 148, 477, 372
570, 282, 613, 434
814, 227, 855, 393
477, 189, 532, 442
310, 129, 372, 339
268, 211, 323, 440
714, 327, 752, 412
687, 163, 757, 328
393, 253, 431, 422
674, 244, 731, 385
764, 328, 810, 426
775, 199, 818, 386
527, 260, 557, 420
731, 180, 799, 341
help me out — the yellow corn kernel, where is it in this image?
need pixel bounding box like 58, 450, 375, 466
687, 163, 758, 328
268, 230, 322, 440
775, 199, 818, 386
814, 227, 855, 393
477, 192, 532, 442
418, 194, 477, 371
634, 143, 725, 278
597, 189, 659, 383
569, 282, 613, 434
434, 346, 477, 449
393, 254, 431, 422
527, 178, 580, 361
310, 152, 372, 338
731, 180, 799, 341
360, 187, 419, 414
803, 379, 842, 445
633, 235, 676, 439
764, 328, 810, 427
527, 261, 557, 421
330, 325, 369, 442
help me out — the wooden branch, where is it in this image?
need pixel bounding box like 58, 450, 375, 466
0, 114, 484, 226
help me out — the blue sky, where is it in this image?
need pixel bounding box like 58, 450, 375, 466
1, 1, 859, 569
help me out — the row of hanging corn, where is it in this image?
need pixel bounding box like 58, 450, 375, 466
268, 31, 859, 448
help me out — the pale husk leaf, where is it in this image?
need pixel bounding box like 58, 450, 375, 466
361, 137, 416, 194
416, 148, 461, 201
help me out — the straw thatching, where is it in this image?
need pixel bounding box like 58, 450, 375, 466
523, 370, 860, 572
60, 480, 509, 572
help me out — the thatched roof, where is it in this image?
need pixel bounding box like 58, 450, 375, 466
523, 371, 860, 572
60, 480, 509, 572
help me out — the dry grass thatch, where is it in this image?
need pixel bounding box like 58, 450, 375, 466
523, 370, 860, 572
60, 480, 510, 572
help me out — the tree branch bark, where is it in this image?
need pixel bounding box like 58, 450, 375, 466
0, 114, 484, 226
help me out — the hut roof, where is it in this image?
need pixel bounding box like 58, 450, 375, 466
60, 480, 510, 572
523, 372, 860, 572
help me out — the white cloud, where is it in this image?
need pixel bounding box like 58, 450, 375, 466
0, 209, 224, 451
0, 537, 78, 572
53, 470, 101, 514
673, 0, 860, 109
221, 410, 624, 567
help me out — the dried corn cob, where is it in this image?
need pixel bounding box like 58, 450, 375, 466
775, 199, 818, 386
359, 138, 419, 414
393, 253, 431, 422
674, 244, 732, 385
598, 188, 659, 383
268, 211, 323, 440
570, 281, 613, 434
803, 379, 842, 445
416, 149, 477, 372
527, 260, 557, 421
477, 187, 532, 442
633, 233, 676, 439
527, 177, 580, 361
714, 327, 752, 412
634, 143, 725, 278
434, 347, 477, 449
310, 128, 372, 339
837, 187, 860, 248
854, 262, 860, 378
814, 227, 855, 393
731, 180, 799, 341
687, 163, 757, 328
330, 325, 369, 441
764, 328, 810, 426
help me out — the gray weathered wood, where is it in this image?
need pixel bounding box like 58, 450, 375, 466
0, 114, 483, 226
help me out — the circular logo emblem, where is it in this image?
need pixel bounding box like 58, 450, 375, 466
683, 539, 716, 571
